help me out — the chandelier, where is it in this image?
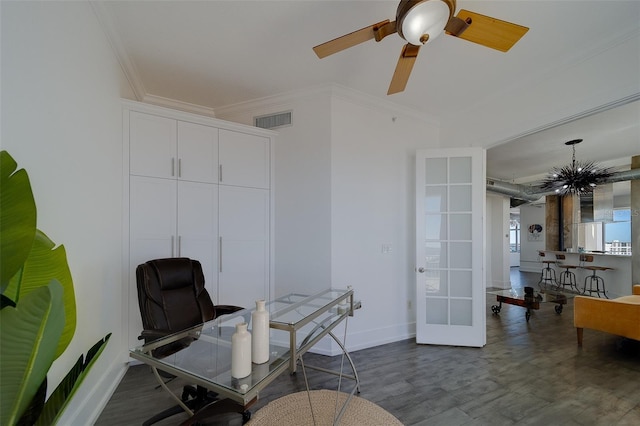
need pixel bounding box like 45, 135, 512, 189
540, 139, 612, 196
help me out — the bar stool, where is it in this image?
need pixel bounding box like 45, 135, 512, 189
555, 253, 579, 293
580, 254, 613, 299
537, 251, 557, 289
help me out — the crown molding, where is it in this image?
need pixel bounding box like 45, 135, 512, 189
90, 1, 146, 101
142, 94, 217, 118
213, 85, 332, 117
328, 84, 439, 125
214, 83, 438, 125
488, 92, 640, 149
121, 99, 277, 137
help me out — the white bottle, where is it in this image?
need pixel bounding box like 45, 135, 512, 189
251, 300, 270, 364
231, 322, 252, 378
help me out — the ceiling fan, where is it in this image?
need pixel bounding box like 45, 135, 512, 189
313, 0, 529, 95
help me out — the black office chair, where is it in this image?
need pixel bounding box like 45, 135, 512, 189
136, 257, 248, 425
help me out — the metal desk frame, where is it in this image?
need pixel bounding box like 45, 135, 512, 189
130, 288, 361, 423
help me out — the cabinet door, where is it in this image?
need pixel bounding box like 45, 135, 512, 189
129, 175, 177, 347
178, 121, 218, 184
177, 180, 218, 298
219, 129, 270, 189
129, 111, 177, 179
218, 186, 269, 308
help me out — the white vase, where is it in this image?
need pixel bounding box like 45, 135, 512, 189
231, 322, 252, 379
251, 299, 270, 364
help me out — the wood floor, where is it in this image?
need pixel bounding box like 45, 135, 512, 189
96, 270, 640, 425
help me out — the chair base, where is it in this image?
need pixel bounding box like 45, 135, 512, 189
558, 268, 579, 293
583, 273, 608, 299
143, 384, 235, 426
178, 398, 251, 426
538, 264, 557, 290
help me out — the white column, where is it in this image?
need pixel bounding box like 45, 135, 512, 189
487, 193, 511, 289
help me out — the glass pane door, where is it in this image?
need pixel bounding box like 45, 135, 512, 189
415, 148, 485, 346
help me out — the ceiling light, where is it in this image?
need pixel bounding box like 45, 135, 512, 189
398, 0, 454, 46
540, 139, 613, 196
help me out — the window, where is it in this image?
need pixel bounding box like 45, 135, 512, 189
605, 208, 632, 255
509, 215, 520, 253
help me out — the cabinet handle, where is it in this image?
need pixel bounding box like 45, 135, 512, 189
219, 164, 223, 182
178, 158, 182, 178
219, 237, 222, 272
171, 158, 175, 177
177, 235, 181, 257
171, 236, 175, 257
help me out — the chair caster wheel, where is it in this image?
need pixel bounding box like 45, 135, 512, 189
242, 410, 251, 424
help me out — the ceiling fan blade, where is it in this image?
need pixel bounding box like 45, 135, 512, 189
450, 9, 529, 52
387, 44, 420, 95
444, 16, 471, 37
313, 20, 392, 59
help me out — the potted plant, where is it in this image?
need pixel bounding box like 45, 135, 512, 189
0, 150, 110, 425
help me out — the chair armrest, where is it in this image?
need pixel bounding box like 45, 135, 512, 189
138, 329, 173, 341
139, 328, 196, 357
215, 305, 245, 316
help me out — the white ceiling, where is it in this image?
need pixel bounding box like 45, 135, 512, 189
487, 99, 640, 183
98, 0, 640, 181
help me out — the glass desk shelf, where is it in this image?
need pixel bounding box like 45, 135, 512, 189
129, 288, 360, 418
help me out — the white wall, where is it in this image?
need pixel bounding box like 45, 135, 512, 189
486, 193, 511, 289
217, 87, 440, 352
330, 94, 439, 350
216, 89, 334, 297
519, 203, 547, 273
1, 2, 134, 423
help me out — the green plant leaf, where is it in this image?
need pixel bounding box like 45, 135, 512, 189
5, 230, 76, 358
16, 377, 47, 426
35, 333, 111, 426
0, 281, 65, 425
0, 150, 37, 292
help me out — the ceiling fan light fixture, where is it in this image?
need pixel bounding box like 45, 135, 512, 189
398, 0, 453, 46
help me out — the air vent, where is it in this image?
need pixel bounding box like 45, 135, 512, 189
254, 111, 292, 129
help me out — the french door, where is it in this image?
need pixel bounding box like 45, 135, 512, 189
415, 148, 486, 347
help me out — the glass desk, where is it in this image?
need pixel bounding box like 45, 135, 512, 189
129, 288, 360, 423
488, 287, 576, 322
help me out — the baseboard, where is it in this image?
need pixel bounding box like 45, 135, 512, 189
54, 357, 128, 425
312, 322, 416, 356
345, 322, 415, 353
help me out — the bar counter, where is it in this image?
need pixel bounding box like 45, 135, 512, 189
543, 251, 632, 297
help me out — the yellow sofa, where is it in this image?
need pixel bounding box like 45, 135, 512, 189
574, 284, 640, 346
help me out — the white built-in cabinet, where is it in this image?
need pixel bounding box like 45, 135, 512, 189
124, 101, 274, 349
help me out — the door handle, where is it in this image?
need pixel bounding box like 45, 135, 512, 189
417, 267, 426, 273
